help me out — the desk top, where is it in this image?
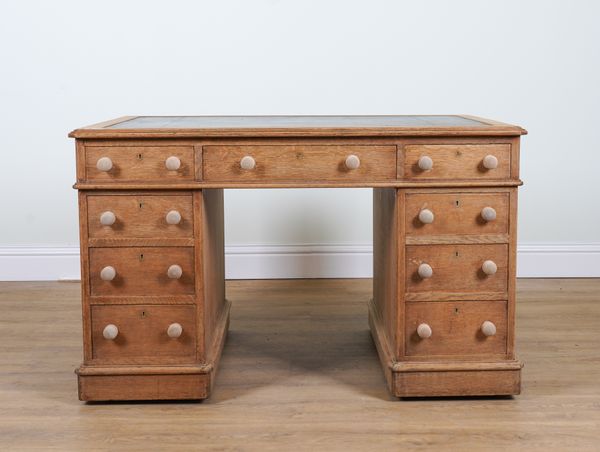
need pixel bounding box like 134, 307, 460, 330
69, 115, 526, 139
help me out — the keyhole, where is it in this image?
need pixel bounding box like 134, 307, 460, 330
454, 308, 459, 314
141, 310, 147, 318
455, 251, 459, 257
455, 200, 460, 207
139, 202, 143, 209
137, 153, 143, 160
139, 253, 144, 261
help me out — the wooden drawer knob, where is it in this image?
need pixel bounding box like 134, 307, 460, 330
100, 211, 116, 226
96, 157, 113, 172
167, 322, 183, 338
418, 209, 435, 224
481, 207, 497, 222
418, 156, 433, 171
417, 323, 432, 339
345, 154, 361, 170
103, 324, 119, 340
165, 156, 181, 171
481, 320, 497, 337
240, 155, 256, 170
418, 263, 433, 279
100, 266, 116, 281
167, 264, 183, 279
482, 154, 498, 170
482, 260, 498, 275
166, 210, 182, 225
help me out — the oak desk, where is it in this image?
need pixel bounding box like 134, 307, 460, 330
70, 115, 526, 401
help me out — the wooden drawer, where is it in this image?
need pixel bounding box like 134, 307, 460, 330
403, 144, 511, 180
405, 301, 507, 357
406, 192, 509, 237
89, 247, 195, 296
87, 194, 193, 239
85, 145, 195, 182
91, 305, 196, 363
202, 145, 397, 182
406, 244, 508, 298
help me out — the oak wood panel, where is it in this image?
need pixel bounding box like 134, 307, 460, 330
86, 194, 193, 239
394, 369, 520, 397
405, 192, 509, 237
78, 374, 208, 401
405, 300, 508, 358
90, 304, 196, 363
203, 145, 397, 182
403, 144, 511, 179
201, 189, 226, 359
372, 188, 398, 354
89, 247, 195, 296
406, 244, 508, 295
85, 146, 194, 182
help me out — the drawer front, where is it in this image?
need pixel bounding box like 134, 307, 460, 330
406, 192, 509, 236
406, 244, 508, 295
85, 146, 194, 182
91, 305, 196, 362
89, 247, 195, 296
403, 144, 511, 180
202, 145, 397, 182
405, 301, 507, 357
87, 194, 194, 239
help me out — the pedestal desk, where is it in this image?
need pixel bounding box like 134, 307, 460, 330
70, 115, 526, 401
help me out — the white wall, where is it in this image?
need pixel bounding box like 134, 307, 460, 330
0, 0, 599, 279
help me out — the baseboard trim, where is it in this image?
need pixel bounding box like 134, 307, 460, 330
1, 243, 599, 281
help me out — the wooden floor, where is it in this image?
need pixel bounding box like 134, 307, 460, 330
1, 279, 599, 451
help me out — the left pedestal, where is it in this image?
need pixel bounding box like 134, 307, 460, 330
75, 189, 228, 401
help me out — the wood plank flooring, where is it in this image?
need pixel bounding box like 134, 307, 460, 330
0, 279, 599, 450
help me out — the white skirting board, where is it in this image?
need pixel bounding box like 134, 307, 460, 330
0, 243, 599, 281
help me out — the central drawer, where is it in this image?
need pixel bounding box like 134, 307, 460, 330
91, 304, 196, 363
202, 145, 397, 182
89, 247, 195, 296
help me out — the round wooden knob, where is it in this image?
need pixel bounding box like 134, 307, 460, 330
482, 260, 498, 275
345, 154, 360, 170
96, 157, 113, 172
100, 266, 116, 281
417, 323, 432, 339
418, 209, 435, 224
100, 211, 116, 226
103, 324, 119, 340
240, 156, 256, 170
482, 155, 498, 170
481, 320, 497, 337
481, 207, 497, 222
418, 156, 433, 171
418, 263, 433, 279
165, 156, 181, 171
167, 322, 183, 338
165, 210, 182, 225
167, 264, 183, 279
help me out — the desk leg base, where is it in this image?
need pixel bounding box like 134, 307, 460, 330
368, 300, 522, 398
76, 300, 230, 402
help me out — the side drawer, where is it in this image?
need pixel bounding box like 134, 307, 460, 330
406, 192, 509, 237
91, 304, 196, 363
89, 247, 195, 296
87, 194, 194, 239
85, 145, 195, 182
403, 144, 511, 180
406, 244, 508, 298
202, 144, 397, 182
405, 300, 507, 358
